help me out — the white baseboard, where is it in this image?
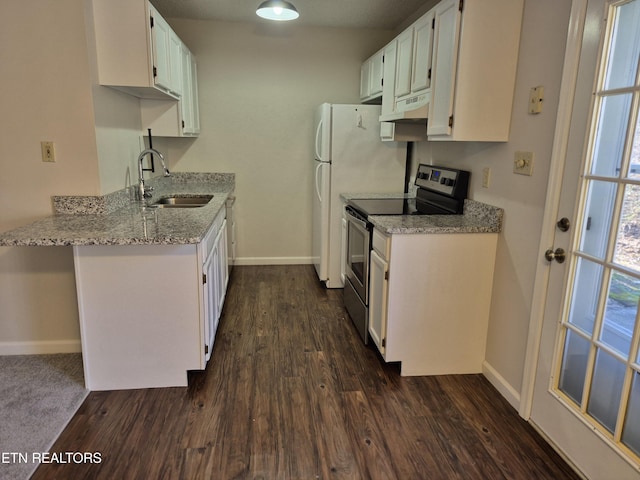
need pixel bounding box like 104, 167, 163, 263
0, 340, 82, 356
482, 360, 521, 412
234, 257, 313, 266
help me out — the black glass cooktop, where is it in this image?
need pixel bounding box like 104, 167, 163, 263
348, 197, 417, 216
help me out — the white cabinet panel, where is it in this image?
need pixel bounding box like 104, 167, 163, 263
428, 0, 460, 137
411, 11, 435, 93
168, 29, 183, 96
367, 229, 498, 376
394, 29, 414, 98
151, 7, 172, 93
368, 249, 388, 355
91, 0, 180, 100
359, 49, 384, 102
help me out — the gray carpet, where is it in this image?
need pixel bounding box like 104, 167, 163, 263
0, 353, 88, 480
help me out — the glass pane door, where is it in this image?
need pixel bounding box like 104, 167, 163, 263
554, 0, 640, 460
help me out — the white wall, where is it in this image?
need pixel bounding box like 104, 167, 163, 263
0, 0, 101, 353
411, 0, 572, 404
83, 0, 148, 195
0, 0, 150, 354
164, 19, 394, 263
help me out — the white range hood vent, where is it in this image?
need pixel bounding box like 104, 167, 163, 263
379, 91, 430, 123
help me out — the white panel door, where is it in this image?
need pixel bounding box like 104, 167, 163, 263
529, 1, 640, 478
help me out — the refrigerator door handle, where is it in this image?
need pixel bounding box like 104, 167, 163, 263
314, 119, 323, 161
315, 162, 324, 202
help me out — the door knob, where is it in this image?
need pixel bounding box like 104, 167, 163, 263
545, 247, 566, 264
556, 217, 571, 232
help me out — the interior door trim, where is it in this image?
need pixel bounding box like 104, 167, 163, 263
519, 0, 589, 420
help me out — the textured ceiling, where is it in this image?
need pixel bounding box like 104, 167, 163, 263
150, 0, 433, 30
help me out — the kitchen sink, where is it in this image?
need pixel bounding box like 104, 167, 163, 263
151, 195, 213, 208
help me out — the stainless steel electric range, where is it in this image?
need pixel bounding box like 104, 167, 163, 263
343, 164, 470, 344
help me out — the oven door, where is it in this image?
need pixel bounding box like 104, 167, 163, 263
344, 206, 371, 304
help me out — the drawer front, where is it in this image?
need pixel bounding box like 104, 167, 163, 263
372, 228, 390, 260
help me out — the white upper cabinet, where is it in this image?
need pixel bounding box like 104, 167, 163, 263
373, 0, 523, 142
91, 0, 182, 100
149, 6, 172, 93
359, 48, 384, 103
394, 28, 414, 98
411, 12, 435, 93
428, 0, 460, 137
428, 0, 524, 141
140, 43, 201, 137
180, 45, 201, 136
395, 10, 434, 100
168, 29, 183, 97
380, 41, 398, 118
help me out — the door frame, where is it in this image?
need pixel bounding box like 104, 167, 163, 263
519, 0, 589, 420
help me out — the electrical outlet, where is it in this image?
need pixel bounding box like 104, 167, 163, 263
528, 86, 544, 114
482, 167, 491, 188
41, 141, 56, 162
514, 151, 534, 176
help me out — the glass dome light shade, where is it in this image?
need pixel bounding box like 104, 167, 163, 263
256, 0, 299, 21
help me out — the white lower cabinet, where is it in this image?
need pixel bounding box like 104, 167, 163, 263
368, 249, 388, 355
368, 227, 498, 376
201, 214, 228, 363
73, 207, 229, 390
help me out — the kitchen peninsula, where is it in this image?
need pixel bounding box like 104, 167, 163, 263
0, 173, 235, 390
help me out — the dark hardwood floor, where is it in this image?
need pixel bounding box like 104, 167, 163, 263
33, 265, 580, 479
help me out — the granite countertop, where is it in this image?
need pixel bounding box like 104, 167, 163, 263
341, 192, 503, 235
0, 173, 235, 247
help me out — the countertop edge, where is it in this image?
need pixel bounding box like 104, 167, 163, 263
341, 192, 504, 235
0, 174, 234, 247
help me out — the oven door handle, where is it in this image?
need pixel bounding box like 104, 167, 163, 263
345, 206, 370, 231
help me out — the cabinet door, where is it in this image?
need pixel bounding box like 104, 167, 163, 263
394, 28, 414, 98
150, 5, 172, 92
411, 11, 434, 93
215, 220, 229, 317
369, 249, 389, 355
190, 56, 201, 135
203, 245, 219, 362
368, 50, 384, 97
169, 30, 183, 96
428, 0, 461, 137
381, 40, 397, 117
180, 45, 194, 134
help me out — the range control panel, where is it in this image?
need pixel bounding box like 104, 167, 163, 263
415, 164, 470, 199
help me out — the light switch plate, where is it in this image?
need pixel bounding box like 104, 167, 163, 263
482, 167, 491, 188
514, 151, 534, 176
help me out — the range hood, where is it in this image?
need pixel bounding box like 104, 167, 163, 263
379, 91, 430, 123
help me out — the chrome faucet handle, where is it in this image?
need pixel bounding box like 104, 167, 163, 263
143, 187, 153, 199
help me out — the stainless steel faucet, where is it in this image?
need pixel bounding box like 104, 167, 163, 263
137, 148, 170, 201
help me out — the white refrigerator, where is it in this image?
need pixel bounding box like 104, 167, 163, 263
312, 103, 407, 288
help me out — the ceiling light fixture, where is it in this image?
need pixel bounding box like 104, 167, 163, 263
256, 0, 299, 21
